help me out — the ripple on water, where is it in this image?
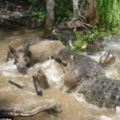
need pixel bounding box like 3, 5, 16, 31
0, 59, 17, 76
0, 59, 29, 78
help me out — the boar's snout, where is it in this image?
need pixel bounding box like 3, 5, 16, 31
17, 64, 28, 74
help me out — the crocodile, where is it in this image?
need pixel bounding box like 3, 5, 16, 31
54, 48, 120, 108
54, 48, 105, 90
76, 78, 120, 108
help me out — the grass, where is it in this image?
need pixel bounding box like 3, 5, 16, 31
73, 0, 120, 52
73, 31, 87, 52
96, 0, 120, 30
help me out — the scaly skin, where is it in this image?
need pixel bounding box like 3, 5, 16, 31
77, 78, 120, 108
55, 48, 120, 108
55, 48, 105, 90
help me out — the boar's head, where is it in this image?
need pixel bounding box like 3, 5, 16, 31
7, 44, 32, 74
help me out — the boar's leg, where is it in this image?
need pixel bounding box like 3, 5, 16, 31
6, 46, 16, 61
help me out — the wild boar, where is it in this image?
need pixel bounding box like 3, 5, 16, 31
7, 40, 65, 74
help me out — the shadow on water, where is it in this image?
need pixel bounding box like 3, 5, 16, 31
0, 99, 11, 109
0, 99, 14, 119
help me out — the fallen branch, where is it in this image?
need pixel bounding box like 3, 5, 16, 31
99, 51, 115, 67
9, 80, 24, 89
32, 76, 43, 96
0, 103, 58, 117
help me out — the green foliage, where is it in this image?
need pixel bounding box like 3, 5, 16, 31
73, 31, 87, 52
96, 0, 120, 30
28, 0, 46, 21
55, 0, 73, 23
50, 115, 57, 120
25, 0, 120, 32
73, 0, 120, 52
85, 28, 109, 43
73, 28, 111, 52
28, 0, 73, 23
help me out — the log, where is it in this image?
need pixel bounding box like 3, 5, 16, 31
32, 76, 43, 96
9, 80, 24, 89
0, 103, 57, 117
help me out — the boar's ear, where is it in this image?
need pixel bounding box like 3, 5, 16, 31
9, 46, 16, 54
6, 46, 16, 61
26, 51, 32, 58
25, 43, 32, 57
25, 43, 30, 52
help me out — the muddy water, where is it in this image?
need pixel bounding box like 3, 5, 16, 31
89, 35, 120, 80
0, 30, 120, 120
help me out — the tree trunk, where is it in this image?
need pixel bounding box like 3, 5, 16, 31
45, 0, 55, 28
72, 0, 79, 18
87, 0, 97, 24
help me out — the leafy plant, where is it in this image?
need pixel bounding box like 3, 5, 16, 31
28, 0, 46, 21
28, 0, 73, 23
73, 28, 111, 52
96, 0, 120, 30
55, 0, 73, 23
50, 115, 57, 120
73, 31, 87, 52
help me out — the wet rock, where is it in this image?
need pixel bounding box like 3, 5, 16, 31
33, 69, 49, 89
40, 59, 64, 90
102, 35, 120, 55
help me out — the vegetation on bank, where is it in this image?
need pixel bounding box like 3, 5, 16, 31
96, 0, 120, 30
27, 0, 120, 28
28, 0, 46, 21
28, 0, 73, 24
73, 28, 114, 52
54, 0, 73, 23
1, 0, 120, 52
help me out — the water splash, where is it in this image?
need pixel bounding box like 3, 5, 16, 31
116, 106, 120, 114
40, 59, 64, 89
28, 59, 65, 89
0, 59, 18, 77
72, 92, 87, 103
103, 35, 120, 53
98, 115, 112, 120
0, 59, 64, 90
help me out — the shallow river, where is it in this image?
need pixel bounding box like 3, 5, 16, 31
0, 30, 120, 120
